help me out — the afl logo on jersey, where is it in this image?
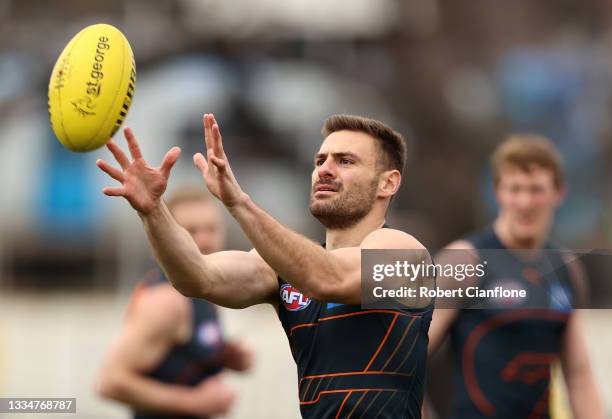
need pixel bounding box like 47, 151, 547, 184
280, 284, 311, 311
490, 278, 527, 307
197, 321, 222, 348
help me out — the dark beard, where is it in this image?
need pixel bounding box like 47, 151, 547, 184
309, 178, 378, 229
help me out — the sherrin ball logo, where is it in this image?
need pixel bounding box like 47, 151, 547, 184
48, 23, 136, 152
280, 284, 311, 311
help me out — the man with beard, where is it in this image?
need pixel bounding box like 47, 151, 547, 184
426, 135, 603, 419
96, 114, 433, 418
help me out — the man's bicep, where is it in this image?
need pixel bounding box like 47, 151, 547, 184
561, 312, 590, 375
104, 290, 184, 374
325, 229, 430, 304
324, 247, 362, 304
204, 250, 278, 308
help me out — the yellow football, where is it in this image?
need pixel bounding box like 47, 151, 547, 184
48, 23, 136, 152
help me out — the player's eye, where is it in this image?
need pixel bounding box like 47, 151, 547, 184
340, 158, 354, 165
315, 159, 325, 167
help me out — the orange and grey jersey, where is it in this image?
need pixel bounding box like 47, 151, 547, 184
450, 228, 576, 419
132, 269, 225, 419
277, 275, 432, 419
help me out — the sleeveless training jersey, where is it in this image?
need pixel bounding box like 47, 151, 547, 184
277, 241, 433, 419
133, 270, 225, 419
450, 228, 576, 419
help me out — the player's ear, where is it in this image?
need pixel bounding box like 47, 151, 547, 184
378, 170, 401, 199
554, 183, 567, 207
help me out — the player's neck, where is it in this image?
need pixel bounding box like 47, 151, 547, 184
325, 211, 385, 250
493, 217, 549, 250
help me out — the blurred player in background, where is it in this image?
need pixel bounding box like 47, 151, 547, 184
96, 114, 433, 418
96, 187, 253, 419
427, 135, 603, 419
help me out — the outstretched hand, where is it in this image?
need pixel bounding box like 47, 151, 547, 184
96, 127, 181, 214
193, 114, 246, 208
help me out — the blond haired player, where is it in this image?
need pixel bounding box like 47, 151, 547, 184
428, 135, 603, 419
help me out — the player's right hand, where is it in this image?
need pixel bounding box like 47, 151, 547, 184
191, 376, 235, 417
96, 127, 181, 214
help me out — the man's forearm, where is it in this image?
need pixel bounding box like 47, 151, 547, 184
99, 370, 200, 415
140, 201, 215, 297
228, 195, 339, 298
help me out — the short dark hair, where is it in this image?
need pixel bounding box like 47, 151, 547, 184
166, 186, 214, 213
322, 114, 408, 174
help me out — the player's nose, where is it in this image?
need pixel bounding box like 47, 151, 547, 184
516, 190, 535, 209
317, 158, 336, 179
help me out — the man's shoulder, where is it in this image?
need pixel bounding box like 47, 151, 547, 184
362, 227, 426, 250
445, 239, 476, 251
130, 282, 190, 325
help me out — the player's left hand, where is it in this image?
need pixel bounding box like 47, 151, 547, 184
193, 114, 246, 208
